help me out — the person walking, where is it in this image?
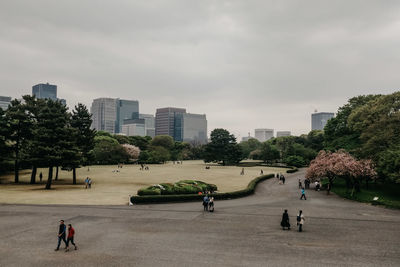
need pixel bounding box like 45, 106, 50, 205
65, 224, 77, 251
260, 169, 264, 175
203, 195, 209, 211
297, 210, 305, 232
298, 179, 302, 189
280, 209, 290, 230
282, 176, 286, 184
327, 182, 331, 195
39, 172, 43, 182
84, 177, 89, 189
300, 187, 307, 200
88, 178, 92, 189
208, 197, 214, 212
240, 168, 245, 175
55, 220, 67, 251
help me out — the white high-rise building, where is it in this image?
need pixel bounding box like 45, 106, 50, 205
312, 112, 334, 130
254, 128, 274, 142
90, 98, 117, 134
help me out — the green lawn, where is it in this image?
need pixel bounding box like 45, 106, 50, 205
327, 178, 400, 209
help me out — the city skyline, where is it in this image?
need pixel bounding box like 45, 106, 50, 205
1, 1, 399, 137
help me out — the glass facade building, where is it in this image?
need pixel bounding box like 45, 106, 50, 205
311, 112, 334, 130
32, 83, 57, 100
90, 98, 117, 133
254, 129, 274, 142
155, 107, 186, 138
0, 96, 11, 110
139, 113, 156, 138
116, 99, 139, 133
174, 113, 207, 144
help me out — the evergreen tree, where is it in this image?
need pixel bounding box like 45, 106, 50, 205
204, 128, 243, 165
70, 104, 95, 184
0, 107, 11, 174
5, 97, 34, 183
34, 100, 69, 189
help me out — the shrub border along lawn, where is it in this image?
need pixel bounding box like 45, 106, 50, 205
286, 167, 298, 173
130, 174, 275, 204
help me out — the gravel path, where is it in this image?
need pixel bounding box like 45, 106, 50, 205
1, 169, 399, 266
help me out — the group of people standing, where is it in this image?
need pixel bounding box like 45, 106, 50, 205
55, 220, 78, 252
84, 177, 92, 189
202, 195, 215, 212
281, 210, 305, 232
277, 173, 286, 184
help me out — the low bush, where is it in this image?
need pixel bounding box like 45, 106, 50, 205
286, 167, 298, 173
131, 174, 275, 204
137, 188, 161, 196
137, 180, 218, 196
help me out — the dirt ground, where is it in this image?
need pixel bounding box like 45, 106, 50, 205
0, 160, 288, 205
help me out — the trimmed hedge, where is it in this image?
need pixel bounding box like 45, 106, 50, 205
286, 167, 298, 173
131, 174, 275, 204
137, 180, 218, 196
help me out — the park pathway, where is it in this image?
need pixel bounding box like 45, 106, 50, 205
0, 169, 399, 266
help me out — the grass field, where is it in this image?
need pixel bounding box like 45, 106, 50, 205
0, 160, 288, 205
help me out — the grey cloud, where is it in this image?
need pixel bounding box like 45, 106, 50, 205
0, 0, 399, 137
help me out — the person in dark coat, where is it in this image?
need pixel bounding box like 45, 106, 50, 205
280, 209, 290, 230
55, 220, 67, 251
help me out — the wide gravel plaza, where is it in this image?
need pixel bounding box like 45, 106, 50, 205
1, 169, 399, 267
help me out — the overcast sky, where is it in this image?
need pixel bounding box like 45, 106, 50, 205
0, 1, 399, 138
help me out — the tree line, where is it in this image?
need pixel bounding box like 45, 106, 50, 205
0, 96, 95, 189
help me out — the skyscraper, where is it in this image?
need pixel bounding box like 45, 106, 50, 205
155, 107, 186, 137
139, 113, 156, 138
32, 83, 57, 100
254, 129, 274, 142
174, 113, 207, 144
311, 112, 334, 130
32, 83, 66, 104
116, 99, 139, 133
90, 98, 117, 133
0, 96, 11, 110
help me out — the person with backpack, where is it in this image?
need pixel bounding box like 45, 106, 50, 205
65, 224, 78, 251
55, 220, 67, 251
280, 210, 290, 230
300, 187, 307, 200
297, 210, 305, 232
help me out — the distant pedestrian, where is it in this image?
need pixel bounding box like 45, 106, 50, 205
39, 172, 43, 182
326, 182, 331, 195
282, 176, 286, 184
315, 181, 321, 191
65, 224, 77, 251
88, 178, 92, 189
280, 209, 291, 230
203, 195, 209, 211
208, 197, 214, 212
305, 178, 310, 189
300, 187, 307, 200
55, 220, 67, 251
260, 169, 264, 175
297, 210, 305, 232
298, 179, 302, 189
84, 177, 89, 189
240, 168, 245, 175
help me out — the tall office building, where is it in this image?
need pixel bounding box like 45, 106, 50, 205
116, 99, 139, 133
311, 112, 334, 130
241, 133, 253, 142
0, 96, 11, 110
121, 119, 146, 136
90, 98, 117, 133
254, 128, 274, 142
155, 107, 186, 137
174, 113, 207, 144
139, 113, 156, 138
32, 83, 66, 104
32, 83, 57, 100
276, 131, 291, 137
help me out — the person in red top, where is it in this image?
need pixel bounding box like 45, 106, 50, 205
65, 224, 78, 251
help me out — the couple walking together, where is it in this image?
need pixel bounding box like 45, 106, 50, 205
55, 220, 78, 252
202, 195, 214, 212
281, 210, 305, 232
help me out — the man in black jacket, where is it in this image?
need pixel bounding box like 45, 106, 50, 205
55, 220, 67, 251
280, 210, 291, 230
